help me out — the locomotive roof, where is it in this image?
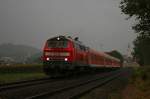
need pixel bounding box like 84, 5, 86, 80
47, 35, 67, 41
48, 35, 86, 46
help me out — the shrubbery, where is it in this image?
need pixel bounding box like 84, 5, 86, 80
131, 67, 150, 91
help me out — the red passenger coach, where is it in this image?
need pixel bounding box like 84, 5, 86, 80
42, 35, 121, 76
87, 49, 120, 68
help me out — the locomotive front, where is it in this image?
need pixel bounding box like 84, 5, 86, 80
42, 36, 74, 75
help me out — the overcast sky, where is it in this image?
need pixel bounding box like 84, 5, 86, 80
0, 0, 136, 54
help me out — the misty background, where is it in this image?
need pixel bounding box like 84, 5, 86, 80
0, 0, 135, 54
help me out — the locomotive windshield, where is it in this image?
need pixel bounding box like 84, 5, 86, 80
47, 40, 68, 48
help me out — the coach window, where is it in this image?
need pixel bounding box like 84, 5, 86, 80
72, 43, 75, 48
85, 47, 87, 52
81, 46, 86, 51
81, 46, 84, 51
75, 43, 77, 49
75, 43, 79, 50
95, 54, 97, 60
77, 44, 79, 50
79, 45, 82, 51
79, 45, 84, 51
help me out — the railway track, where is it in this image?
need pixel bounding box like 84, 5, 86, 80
0, 68, 127, 99
26, 69, 122, 99
0, 77, 53, 91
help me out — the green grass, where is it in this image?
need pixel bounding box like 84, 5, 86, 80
0, 72, 46, 84
0, 64, 43, 73
108, 92, 122, 99
119, 66, 150, 99
79, 66, 150, 99
0, 64, 47, 84
131, 66, 150, 91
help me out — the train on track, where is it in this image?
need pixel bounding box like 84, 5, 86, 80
42, 35, 122, 76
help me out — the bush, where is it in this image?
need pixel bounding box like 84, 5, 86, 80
132, 66, 150, 91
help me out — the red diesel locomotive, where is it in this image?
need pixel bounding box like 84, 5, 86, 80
42, 35, 121, 75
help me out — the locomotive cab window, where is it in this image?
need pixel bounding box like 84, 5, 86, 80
47, 39, 68, 48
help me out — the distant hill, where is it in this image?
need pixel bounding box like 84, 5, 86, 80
26, 52, 42, 64
0, 43, 42, 63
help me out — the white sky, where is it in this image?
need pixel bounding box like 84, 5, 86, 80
0, 0, 136, 54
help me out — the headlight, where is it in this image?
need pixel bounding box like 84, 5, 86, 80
64, 58, 68, 61
46, 57, 50, 61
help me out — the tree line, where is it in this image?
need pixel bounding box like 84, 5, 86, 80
120, 0, 150, 66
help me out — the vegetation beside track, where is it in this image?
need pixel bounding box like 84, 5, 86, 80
122, 66, 150, 99
79, 66, 150, 99
79, 67, 129, 99
81, 66, 150, 99
0, 64, 47, 84
108, 66, 150, 99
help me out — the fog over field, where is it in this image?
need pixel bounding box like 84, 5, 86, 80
0, 0, 136, 54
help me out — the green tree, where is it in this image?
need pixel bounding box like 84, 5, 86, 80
132, 34, 150, 65
120, 0, 150, 66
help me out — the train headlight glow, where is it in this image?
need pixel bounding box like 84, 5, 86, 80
64, 58, 68, 61
57, 37, 60, 40
46, 57, 50, 61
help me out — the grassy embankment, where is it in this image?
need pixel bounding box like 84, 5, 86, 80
80, 66, 150, 99
122, 66, 150, 99
0, 64, 47, 84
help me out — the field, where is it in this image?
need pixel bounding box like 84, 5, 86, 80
0, 64, 47, 84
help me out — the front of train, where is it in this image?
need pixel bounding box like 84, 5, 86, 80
42, 36, 74, 75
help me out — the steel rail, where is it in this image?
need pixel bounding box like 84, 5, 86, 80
26, 70, 121, 99
0, 77, 53, 92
